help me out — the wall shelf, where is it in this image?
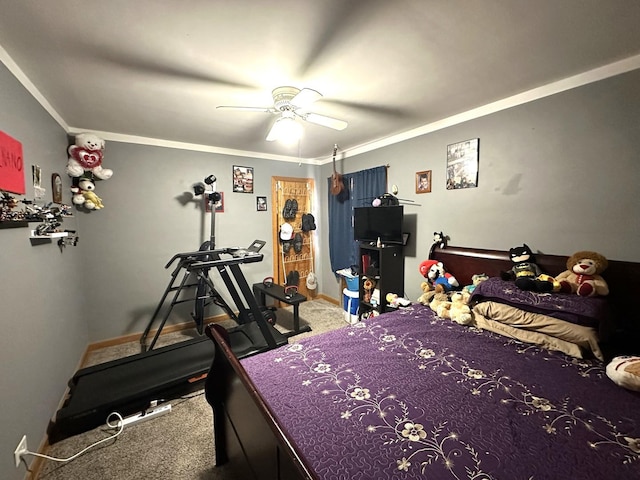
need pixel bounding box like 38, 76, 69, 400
0, 220, 28, 229
30, 230, 69, 239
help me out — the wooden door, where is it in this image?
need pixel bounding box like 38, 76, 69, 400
271, 176, 316, 299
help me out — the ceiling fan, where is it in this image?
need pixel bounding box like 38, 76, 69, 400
216, 86, 348, 142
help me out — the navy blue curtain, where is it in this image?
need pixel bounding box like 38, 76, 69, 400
328, 166, 386, 273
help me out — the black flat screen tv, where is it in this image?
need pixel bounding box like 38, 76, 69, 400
353, 206, 404, 245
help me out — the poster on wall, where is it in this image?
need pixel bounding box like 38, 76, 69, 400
232, 165, 254, 193
446, 138, 479, 189
0, 131, 25, 194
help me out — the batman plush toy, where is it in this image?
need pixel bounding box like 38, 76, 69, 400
501, 244, 554, 292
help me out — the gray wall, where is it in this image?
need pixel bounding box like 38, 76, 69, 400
79, 142, 319, 341
318, 69, 640, 303
2, 58, 639, 479
1, 64, 87, 479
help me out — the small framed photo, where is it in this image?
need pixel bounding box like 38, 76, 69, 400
256, 196, 267, 211
415, 170, 432, 193
446, 138, 479, 189
51, 173, 63, 203
232, 165, 254, 193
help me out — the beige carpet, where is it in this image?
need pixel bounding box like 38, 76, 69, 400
36, 299, 347, 480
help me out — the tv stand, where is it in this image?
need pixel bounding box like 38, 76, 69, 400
358, 243, 404, 318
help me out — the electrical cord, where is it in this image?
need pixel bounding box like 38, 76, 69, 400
21, 412, 124, 464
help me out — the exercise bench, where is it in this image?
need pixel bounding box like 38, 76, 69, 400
252, 283, 311, 337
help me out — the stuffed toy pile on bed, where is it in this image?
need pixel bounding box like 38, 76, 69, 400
417, 246, 613, 362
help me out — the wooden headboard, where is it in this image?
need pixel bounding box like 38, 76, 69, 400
430, 244, 640, 353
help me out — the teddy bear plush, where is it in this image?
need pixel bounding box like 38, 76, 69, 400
429, 292, 451, 317
419, 259, 459, 293
67, 132, 113, 180
71, 177, 104, 210
417, 281, 436, 305
431, 291, 473, 325
362, 278, 376, 303
448, 292, 473, 325
556, 251, 609, 296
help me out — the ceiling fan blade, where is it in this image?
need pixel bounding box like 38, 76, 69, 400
290, 88, 322, 109
216, 106, 274, 113
303, 112, 348, 131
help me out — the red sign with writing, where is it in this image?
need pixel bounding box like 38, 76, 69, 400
0, 131, 25, 194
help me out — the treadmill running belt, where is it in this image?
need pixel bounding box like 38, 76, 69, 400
48, 337, 214, 444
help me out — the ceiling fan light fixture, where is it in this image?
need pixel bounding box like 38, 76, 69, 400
266, 116, 303, 143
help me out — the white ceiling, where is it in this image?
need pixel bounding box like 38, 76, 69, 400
1, 0, 639, 162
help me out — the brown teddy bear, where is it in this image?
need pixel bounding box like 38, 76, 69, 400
556, 251, 609, 296
429, 292, 451, 317
417, 281, 436, 305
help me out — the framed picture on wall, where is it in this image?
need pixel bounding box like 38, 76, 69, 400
415, 170, 432, 193
51, 173, 63, 203
446, 138, 479, 189
233, 165, 254, 193
256, 196, 267, 211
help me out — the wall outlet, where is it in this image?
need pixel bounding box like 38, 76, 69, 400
14, 435, 27, 467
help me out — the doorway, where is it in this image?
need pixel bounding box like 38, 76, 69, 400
271, 176, 316, 298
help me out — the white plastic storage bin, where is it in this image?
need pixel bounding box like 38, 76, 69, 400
343, 288, 359, 324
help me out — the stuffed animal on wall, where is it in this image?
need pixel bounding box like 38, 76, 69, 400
71, 177, 104, 210
419, 259, 459, 293
556, 251, 609, 296
501, 244, 554, 292
67, 132, 113, 180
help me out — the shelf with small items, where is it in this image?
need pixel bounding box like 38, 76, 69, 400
0, 220, 29, 229
30, 230, 69, 239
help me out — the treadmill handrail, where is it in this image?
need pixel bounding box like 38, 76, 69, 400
189, 253, 263, 269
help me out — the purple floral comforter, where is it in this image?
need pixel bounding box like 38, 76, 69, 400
241, 305, 640, 480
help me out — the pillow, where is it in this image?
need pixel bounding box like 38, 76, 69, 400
473, 301, 603, 360
470, 277, 608, 328
606, 356, 640, 391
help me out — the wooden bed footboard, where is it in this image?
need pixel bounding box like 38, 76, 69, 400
204, 324, 314, 480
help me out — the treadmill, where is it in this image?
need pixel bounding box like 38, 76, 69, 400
48, 176, 287, 444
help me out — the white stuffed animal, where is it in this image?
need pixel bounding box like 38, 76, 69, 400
67, 132, 113, 180
71, 177, 104, 210
606, 356, 640, 391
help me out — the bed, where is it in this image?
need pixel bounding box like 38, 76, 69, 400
204, 244, 640, 480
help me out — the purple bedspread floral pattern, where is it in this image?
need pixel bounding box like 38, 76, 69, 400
241, 305, 640, 479
470, 277, 607, 327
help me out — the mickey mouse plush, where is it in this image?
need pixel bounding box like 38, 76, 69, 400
501, 244, 554, 292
